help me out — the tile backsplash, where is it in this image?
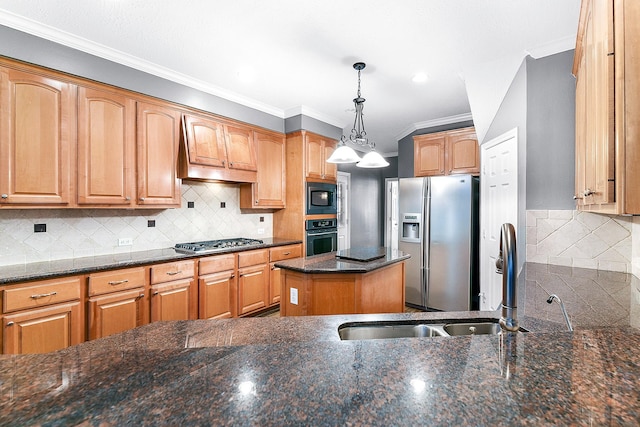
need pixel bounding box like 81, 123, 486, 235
526, 209, 638, 274
0, 181, 272, 266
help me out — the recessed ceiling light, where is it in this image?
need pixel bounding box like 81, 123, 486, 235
412, 72, 429, 83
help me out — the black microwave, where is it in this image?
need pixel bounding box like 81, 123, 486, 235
306, 182, 337, 215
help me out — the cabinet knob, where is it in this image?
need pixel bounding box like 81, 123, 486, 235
583, 188, 595, 197
1, 194, 7, 199
6, 321, 14, 326
229, 162, 233, 166
125, 196, 131, 201
573, 194, 583, 200
137, 293, 144, 300
139, 197, 146, 201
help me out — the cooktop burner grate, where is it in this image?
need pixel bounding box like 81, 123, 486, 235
174, 238, 264, 254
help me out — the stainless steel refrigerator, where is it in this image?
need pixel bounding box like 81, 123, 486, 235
398, 175, 479, 311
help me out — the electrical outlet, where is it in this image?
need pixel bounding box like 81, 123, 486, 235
290, 287, 298, 305
257, 228, 265, 235
118, 237, 133, 246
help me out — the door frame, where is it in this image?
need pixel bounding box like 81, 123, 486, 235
337, 171, 351, 251
479, 128, 519, 311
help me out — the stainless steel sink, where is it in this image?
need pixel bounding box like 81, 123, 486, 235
443, 322, 502, 336
338, 322, 445, 340
338, 319, 526, 340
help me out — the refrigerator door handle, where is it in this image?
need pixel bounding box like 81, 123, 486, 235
422, 178, 431, 308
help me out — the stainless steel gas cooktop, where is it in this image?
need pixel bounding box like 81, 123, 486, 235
174, 238, 264, 254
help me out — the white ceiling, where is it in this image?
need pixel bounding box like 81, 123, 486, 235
0, 1, 580, 156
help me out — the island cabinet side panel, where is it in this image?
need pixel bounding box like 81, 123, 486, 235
356, 262, 406, 314
309, 275, 356, 315
280, 271, 307, 316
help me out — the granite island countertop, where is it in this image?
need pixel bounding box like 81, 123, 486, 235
274, 247, 410, 273
1, 262, 639, 425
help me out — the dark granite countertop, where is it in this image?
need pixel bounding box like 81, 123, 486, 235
1, 262, 639, 425
0, 238, 301, 285
274, 247, 410, 273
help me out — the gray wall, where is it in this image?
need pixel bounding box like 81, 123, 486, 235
396, 120, 475, 178
338, 155, 398, 247
0, 25, 287, 132
484, 59, 528, 270
526, 51, 576, 209
284, 115, 342, 140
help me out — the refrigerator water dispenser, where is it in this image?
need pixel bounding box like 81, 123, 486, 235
401, 213, 421, 243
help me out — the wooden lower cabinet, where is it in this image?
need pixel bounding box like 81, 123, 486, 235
88, 289, 145, 340
150, 279, 193, 322
238, 249, 269, 316
3, 302, 82, 354
198, 254, 237, 319
2, 275, 83, 354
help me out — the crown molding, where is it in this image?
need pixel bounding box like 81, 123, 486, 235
525, 35, 575, 59
0, 10, 285, 118
395, 112, 474, 141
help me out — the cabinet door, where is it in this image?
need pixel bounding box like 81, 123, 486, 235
447, 129, 480, 175
322, 139, 338, 180
199, 270, 236, 319
3, 302, 82, 354
137, 101, 181, 207
252, 131, 286, 208
269, 263, 281, 305
0, 67, 74, 205
77, 86, 136, 205
150, 279, 193, 322
414, 135, 446, 176
575, 51, 587, 208
88, 288, 144, 340
305, 134, 325, 179
224, 124, 257, 171
238, 264, 269, 315
182, 113, 227, 168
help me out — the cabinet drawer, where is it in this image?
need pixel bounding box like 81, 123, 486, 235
238, 249, 269, 268
270, 244, 302, 262
199, 254, 236, 276
150, 260, 195, 285
3, 277, 81, 314
88, 267, 146, 296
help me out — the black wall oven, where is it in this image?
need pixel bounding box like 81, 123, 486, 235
306, 182, 337, 215
305, 218, 338, 256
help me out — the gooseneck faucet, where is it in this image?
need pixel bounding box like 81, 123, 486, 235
547, 294, 573, 331
495, 223, 519, 332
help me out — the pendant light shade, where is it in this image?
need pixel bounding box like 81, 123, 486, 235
326, 142, 362, 163
356, 150, 390, 168
327, 62, 388, 168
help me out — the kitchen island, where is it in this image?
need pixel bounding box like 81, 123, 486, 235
1, 263, 640, 425
275, 247, 410, 316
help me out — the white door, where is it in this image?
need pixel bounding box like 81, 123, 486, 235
337, 172, 351, 251
384, 178, 399, 251
480, 128, 518, 311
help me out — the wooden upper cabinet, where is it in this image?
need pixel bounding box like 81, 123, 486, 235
77, 86, 136, 206
179, 113, 258, 182
414, 134, 446, 176
137, 101, 182, 207
414, 127, 479, 177
573, 0, 639, 214
0, 66, 75, 206
224, 124, 257, 172
182, 113, 227, 168
240, 130, 286, 209
306, 133, 337, 181
447, 128, 480, 175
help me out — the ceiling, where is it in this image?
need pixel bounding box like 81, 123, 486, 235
0, 1, 580, 156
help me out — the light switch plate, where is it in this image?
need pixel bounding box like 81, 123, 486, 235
118, 237, 133, 246
290, 287, 298, 305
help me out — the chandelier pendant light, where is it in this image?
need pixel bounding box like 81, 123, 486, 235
327, 62, 389, 168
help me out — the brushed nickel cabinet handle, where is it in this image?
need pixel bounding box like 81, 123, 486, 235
283, 252, 291, 256
583, 188, 595, 197
136, 293, 144, 300
125, 196, 131, 201
108, 280, 129, 285
166, 270, 182, 276
6, 321, 14, 326
30, 291, 57, 299
152, 291, 159, 296
1, 194, 7, 199
139, 197, 146, 201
